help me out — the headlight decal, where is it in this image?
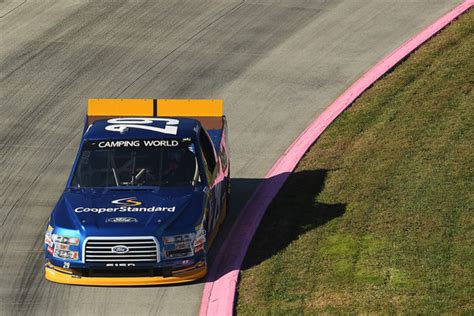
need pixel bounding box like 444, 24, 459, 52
53, 249, 79, 260
52, 234, 79, 245
45, 225, 80, 261
162, 233, 195, 259
163, 233, 195, 244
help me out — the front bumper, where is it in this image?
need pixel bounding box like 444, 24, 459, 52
45, 260, 207, 286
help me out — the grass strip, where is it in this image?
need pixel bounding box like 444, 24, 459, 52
237, 9, 473, 314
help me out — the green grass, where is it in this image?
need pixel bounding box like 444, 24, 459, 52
237, 9, 473, 315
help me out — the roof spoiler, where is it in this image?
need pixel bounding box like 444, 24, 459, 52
87, 99, 224, 129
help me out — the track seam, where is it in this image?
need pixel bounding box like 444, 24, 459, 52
0, 0, 27, 19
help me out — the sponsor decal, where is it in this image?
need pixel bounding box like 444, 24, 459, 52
45, 225, 54, 247
196, 227, 206, 239
194, 243, 204, 254
47, 246, 54, 254
53, 249, 79, 260
45, 235, 53, 247
106, 263, 136, 267
74, 197, 176, 214
56, 243, 70, 251
111, 245, 129, 254
106, 217, 138, 223
96, 139, 179, 148
112, 197, 142, 207
175, 242, 191, 250
105, 118, 179, 135
74, 206, 175, 214
98, 140, 139, 148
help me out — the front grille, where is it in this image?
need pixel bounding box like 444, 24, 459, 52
84, 237, 159, 263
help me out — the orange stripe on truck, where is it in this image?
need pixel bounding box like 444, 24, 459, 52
88, 99, 154, 116
87, 99, 223, 117
157, 99, 223, 117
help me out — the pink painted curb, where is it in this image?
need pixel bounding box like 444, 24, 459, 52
200, 1, 473, 315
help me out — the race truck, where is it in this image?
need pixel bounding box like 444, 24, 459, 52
44, 99, 230, 285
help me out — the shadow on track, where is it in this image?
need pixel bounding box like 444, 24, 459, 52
205, 169, 346, 281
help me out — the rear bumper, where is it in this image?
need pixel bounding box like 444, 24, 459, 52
45, 261, 207, 286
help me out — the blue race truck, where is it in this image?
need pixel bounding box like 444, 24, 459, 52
45, 99, 230, 285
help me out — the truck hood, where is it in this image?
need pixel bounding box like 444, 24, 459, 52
51, 187, 206, 236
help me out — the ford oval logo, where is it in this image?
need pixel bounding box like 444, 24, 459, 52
111, 245, 129, 254
106, 217, 138, 223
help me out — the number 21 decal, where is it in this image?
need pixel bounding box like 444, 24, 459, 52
105, 118, 179, 135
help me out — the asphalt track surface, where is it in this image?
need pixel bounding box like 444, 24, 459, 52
0, 0, 460, 315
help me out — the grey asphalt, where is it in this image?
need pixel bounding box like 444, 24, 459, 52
0, 0, 460, 315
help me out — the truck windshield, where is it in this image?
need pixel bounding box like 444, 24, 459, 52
70, 139, 199, 188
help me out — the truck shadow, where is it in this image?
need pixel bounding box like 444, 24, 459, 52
206, 169, 346, 279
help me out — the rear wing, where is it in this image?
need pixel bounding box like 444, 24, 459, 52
87, 99, 224, 130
